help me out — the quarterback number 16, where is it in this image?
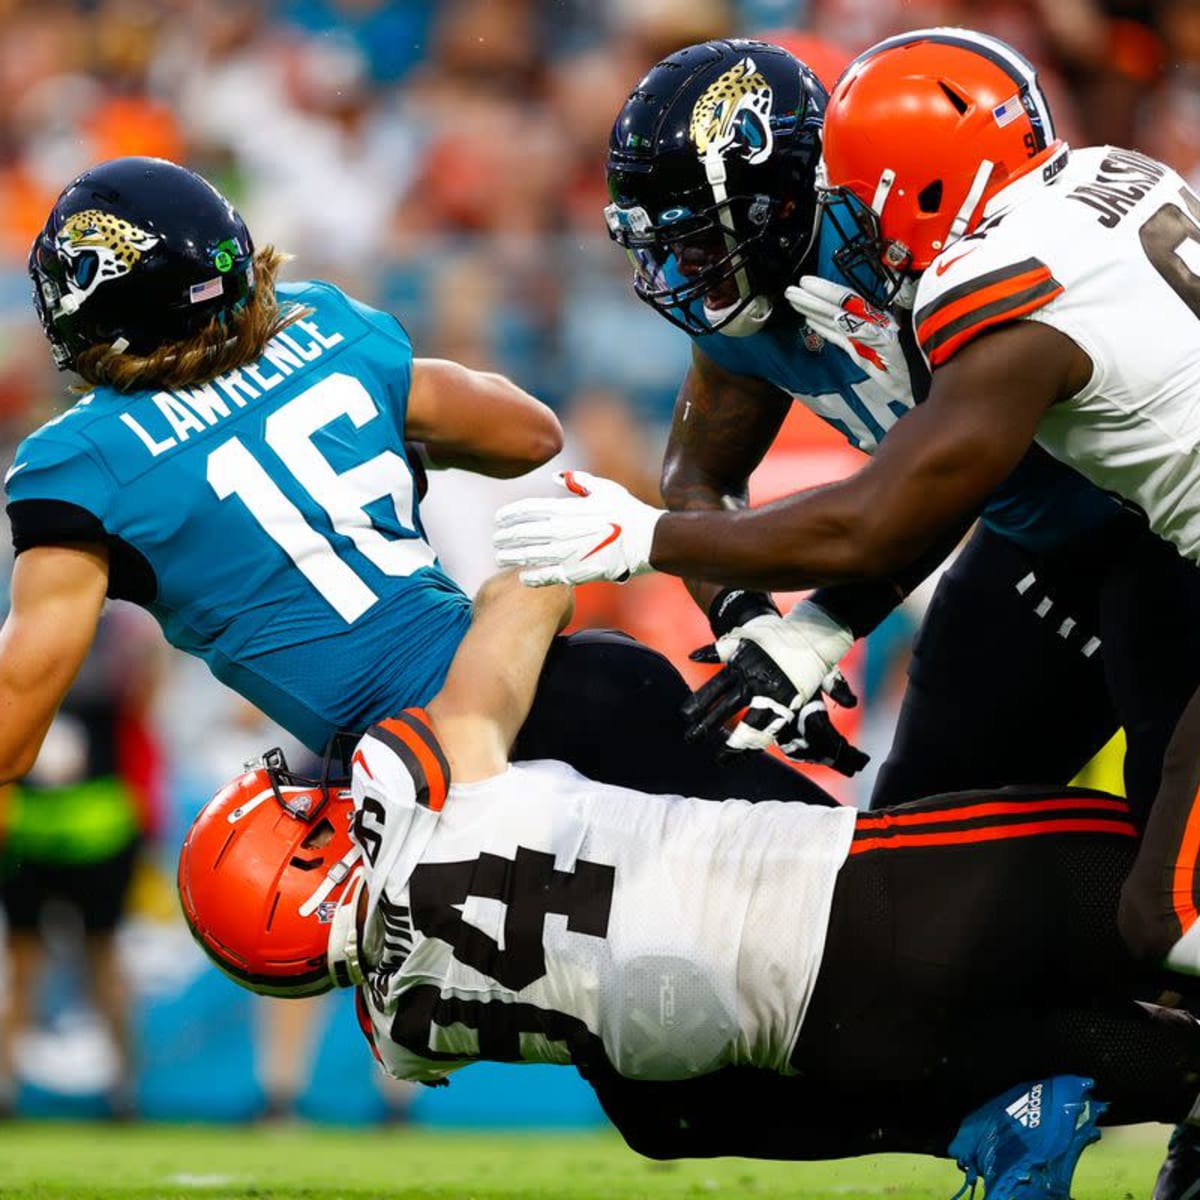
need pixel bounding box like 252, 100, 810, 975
206, 372, 434, 623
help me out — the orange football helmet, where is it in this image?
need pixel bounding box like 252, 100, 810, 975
818, 28, 1065, 302
177, 748, 366, 998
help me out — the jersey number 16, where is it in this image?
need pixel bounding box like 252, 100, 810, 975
206, 372, 435, 623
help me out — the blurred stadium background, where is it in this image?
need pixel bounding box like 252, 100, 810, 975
0, 0, 1177, 1134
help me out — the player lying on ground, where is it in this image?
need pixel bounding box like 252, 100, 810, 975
0, 154, 823, 808
180, 569, 1200, 1199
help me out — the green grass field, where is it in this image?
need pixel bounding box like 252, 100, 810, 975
0, 1122, 1169, 1200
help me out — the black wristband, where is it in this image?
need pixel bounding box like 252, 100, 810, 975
707, 587, 780, 639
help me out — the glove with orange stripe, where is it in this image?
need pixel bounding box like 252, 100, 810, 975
494, 470, 665, 587
784, 276, 911, 407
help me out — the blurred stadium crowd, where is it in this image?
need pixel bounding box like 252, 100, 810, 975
0, 0, 1191, 1121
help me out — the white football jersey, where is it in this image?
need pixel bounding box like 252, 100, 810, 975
914, 145, 1200, 562
349, 715, 855, 1085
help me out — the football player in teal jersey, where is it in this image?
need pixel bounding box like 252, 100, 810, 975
509, 37, 1200, 820
2, 156, 822, 808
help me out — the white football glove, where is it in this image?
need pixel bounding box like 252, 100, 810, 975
682, 600, 855, 749
718, 601, 854, 752
784, 275, 912, 407
493, 470, 665, 587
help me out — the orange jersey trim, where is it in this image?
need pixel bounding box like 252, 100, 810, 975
1172, 779, 1200, 930
370, 707, 451, 812
855, 794, 1131, 830
916, 258, 1064, 367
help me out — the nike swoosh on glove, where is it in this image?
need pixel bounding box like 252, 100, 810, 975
494, 469, 665, 586
784, 275, 912, 406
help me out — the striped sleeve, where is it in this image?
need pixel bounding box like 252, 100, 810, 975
364, 707, 451, 813
915, 258, 1064, 368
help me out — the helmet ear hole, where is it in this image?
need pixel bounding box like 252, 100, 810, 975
301, 818, 336, 851
918, 181, 943, 213
938, 81, 969, 114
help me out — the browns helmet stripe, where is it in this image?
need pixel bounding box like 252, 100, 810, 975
843, 27, 1055, 149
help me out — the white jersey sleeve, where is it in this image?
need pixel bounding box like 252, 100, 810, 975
349, 712, 856, 1085
913, 146, 1200, 563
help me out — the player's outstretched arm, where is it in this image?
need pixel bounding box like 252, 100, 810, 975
0, 544, 109, 782
497, 322, 1087, 592
406, 358, 563, 479
647, 322, 1084, 588
426, 569, 572, 783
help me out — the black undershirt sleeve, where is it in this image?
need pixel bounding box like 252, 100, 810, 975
809, 518, 973, 638
7, 498, 157, 605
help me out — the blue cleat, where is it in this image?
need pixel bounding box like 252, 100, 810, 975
947, 1075, 1106, 1199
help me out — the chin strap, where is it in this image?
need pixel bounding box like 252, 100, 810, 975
326, 868, 368, 990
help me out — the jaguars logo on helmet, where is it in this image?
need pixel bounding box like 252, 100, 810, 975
53, 209, 161, 311
605, 40, 826, 338
690, 56, 775, 167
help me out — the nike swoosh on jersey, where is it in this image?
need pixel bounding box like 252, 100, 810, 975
4, 461, 28, 485
934, 250, 977, 276
582, 524, 622, 560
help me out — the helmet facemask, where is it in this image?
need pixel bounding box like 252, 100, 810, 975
815, 178, 913, 310
605, 186, 788, 337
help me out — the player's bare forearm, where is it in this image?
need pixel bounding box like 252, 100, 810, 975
0, 544, 108, 782
648, 323, 1076, 591
407, 359, 563, 478
428, 570, 572, 781
660, 350, 791, 612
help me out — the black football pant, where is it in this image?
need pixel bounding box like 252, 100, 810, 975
871, 513, 1200, 820
513, 627, 834, 805
586, 785, 1200, 1162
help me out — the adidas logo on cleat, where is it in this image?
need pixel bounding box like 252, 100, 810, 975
1006, 1083, 1044, 1129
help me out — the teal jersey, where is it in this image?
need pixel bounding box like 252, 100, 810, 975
6, 281, 472, 751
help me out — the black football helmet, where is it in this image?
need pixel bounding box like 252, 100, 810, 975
606, 39, 826, 337
29, 157, 256, 372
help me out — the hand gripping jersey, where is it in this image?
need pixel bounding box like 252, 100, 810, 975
692, 291, 1115, 554
4, 282, 471, 751
351, 712, 856, 1084
913, 146, 1200, 564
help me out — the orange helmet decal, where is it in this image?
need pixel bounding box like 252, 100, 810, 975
821, 27, 1065, 286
